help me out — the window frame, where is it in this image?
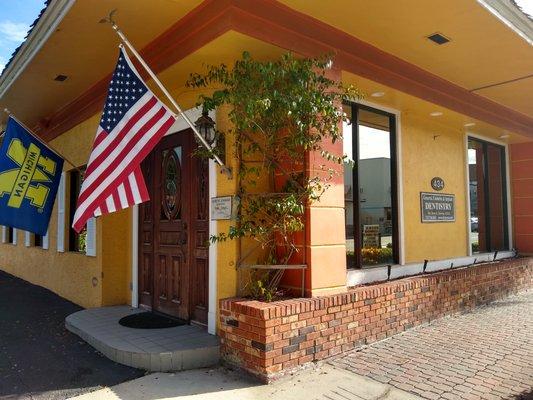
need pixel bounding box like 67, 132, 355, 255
467, 135, 510, 253
344, 101, 400, 268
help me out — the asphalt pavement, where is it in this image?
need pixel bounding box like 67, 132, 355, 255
0, 270, 144, 400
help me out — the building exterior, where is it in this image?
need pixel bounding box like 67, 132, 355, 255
0, 0, 531, 367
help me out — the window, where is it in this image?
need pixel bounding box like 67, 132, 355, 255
6, 227, 15, 244
468, 138, 509, 253
68, 167, 87, 253
34, 234, 43, 248
344, 103, 398, 268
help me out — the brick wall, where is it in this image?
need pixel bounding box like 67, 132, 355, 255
219, 257, 533, 382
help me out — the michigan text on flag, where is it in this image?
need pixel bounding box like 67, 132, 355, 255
0, 117, 64, 236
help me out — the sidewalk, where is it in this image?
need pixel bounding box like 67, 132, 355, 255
68, 363, 421, 400
69, 291, 533, 400
332, 291, 533, 400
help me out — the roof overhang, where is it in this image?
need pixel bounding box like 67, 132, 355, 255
1, 0, 532, 141
0, 0, 75, 100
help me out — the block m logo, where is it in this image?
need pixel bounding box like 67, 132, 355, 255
0, 139, 57, 210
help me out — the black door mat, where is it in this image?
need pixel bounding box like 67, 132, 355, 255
118, 312, 187, 329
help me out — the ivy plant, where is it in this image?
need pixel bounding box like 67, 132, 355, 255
187, 52, 361, 299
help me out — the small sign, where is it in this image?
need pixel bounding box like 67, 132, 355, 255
211, 196, 234, 220
362, 224, 380, 248
431, 177, 445, 191
420, 192, 455, 223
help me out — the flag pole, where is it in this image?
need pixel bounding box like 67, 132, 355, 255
3, 109, 81, 172
102, 14, 232, 179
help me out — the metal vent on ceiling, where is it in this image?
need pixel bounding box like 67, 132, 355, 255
427, 33, 451, 45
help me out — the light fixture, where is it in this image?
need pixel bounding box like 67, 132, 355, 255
498, 134, 510, 139
54, 74, 68, 82
371, 91, 385, 98
464, 122, 476, 127
194, 111, 216, 145
426, 32, 451, 45
430, 111, 443, 117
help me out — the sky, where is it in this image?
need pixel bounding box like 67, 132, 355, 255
0, 0, 45, 72
515, 0, 533, 17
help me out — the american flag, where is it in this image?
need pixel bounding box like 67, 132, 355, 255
72, 48, 175, 233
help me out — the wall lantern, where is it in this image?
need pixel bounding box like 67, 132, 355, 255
194, 111, 216, 146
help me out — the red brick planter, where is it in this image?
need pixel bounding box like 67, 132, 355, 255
219, 257, 533, 382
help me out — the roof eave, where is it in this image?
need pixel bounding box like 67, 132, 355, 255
0, 0, 76, 101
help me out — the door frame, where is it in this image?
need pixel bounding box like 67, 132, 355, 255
131, 107, 218, 335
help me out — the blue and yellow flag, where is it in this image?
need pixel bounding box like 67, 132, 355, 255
0, 117, 64, 236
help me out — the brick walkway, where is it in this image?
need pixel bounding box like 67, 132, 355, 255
331, 290, 533, 400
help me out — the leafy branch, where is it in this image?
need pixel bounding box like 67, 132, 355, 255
187, 52, 362, 298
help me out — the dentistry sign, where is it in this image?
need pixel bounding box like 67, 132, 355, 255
420, 192, 455, 223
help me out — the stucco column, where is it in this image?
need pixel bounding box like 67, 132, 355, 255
510, 142, 533, 254
305, 67, 347, 296
304, 136, 347, 296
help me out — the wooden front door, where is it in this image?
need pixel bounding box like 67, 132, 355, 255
138, 130, 209, 325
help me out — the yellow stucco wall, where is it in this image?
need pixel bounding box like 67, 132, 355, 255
0, 36, 485, 317
101, 208, 132, 306
0, 85, 472, 312
401, 113, 469, 263
0, 223, 103, 308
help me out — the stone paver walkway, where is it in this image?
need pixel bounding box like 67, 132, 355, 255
332, 291, 533, 400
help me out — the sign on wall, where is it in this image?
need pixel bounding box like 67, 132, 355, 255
362, 224, 380, 248
211, 196, 235, 220
420, 192, 455, 222
430, 177, 445, 191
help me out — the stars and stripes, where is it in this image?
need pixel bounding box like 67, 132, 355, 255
72, 48, 175, 233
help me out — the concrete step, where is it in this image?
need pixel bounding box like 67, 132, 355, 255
65, 305, 219, 372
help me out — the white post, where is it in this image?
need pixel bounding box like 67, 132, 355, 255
207, 158, 218, 335
131, 204, 139, 308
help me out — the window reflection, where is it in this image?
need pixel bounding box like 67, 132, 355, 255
344, 104, 396, 268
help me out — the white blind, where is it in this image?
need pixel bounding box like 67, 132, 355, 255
1, 226, 5, 243
85, 217, 96, 257
25, 231, 31, 247
57, 172, 66, 252
12, 228, 17, 245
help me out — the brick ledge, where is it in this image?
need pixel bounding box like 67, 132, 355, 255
219, 257, 533, 382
